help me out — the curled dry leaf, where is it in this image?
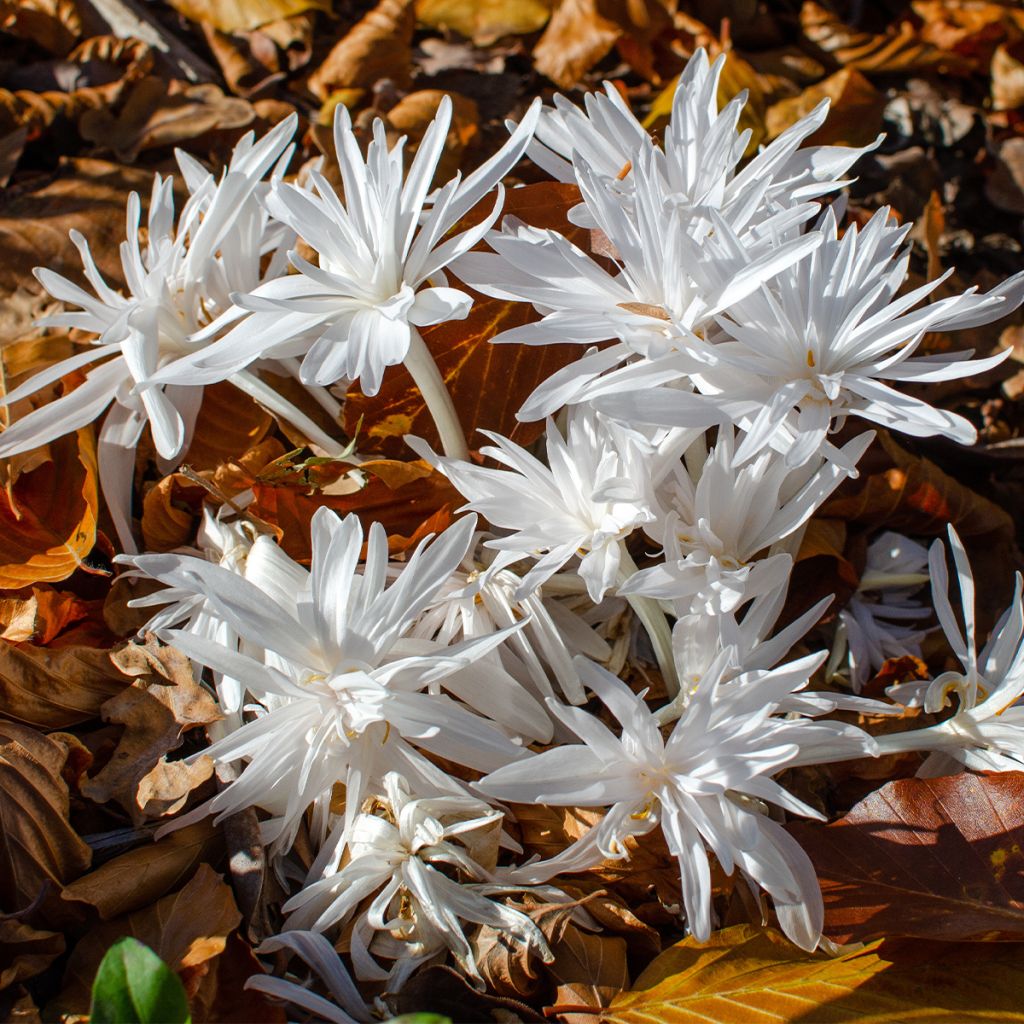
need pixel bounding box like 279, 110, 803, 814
0, 429, 99, 589
80, 635, 220, 822
308, 0, 415, 100
604, 925, 1024, 1023
0, 640, 127, 729
800, 1, 974, 76
0, 0, 82, 56
0, 721, 91, 914
913, 0, 1024, 66
0, 919, 64, 991
765, 67, 886, 147
386, 89, 479, 181
992, 41, 1024, 111
414, 0, 553, 46
141, 473, 207, 554
167, 0, 328, 33
0, 585, 90, 645
52, 863, 242, 1016
788, 772, 1024, 945
61, 821, 222, 921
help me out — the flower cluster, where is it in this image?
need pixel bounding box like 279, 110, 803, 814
8, 49, 1024, 1016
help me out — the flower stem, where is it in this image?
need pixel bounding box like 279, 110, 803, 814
230, 370, 351, 459
404, 327, 469, 461
618, 545, 680, 698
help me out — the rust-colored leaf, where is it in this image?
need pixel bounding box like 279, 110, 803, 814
308, 0, 415, 99
184, 381, 274, 473
61, 821, 223, 921
603, 925, 1024, 1023
80, 636, 220, 822
0, 0, 82, 57
343, 182, 588, 456
0, 721, 91, 913
141, 473, 207, 553
167, 0, 329, 33
415, 0, 553, 46
0, 585, 90, 645
0, 428, 99, 588
0, 641, 127, 729
788, 772, 1024, 945
53, 864, 242, 1016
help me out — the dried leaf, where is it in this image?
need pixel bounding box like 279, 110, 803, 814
788, 772, 1024, 945
604, 924, 1024, 1023
0, 919, 64, 990
62, 821, 223, 921
913, 1, 1024, 66
141, 473, 207, 553
53, 864, 241, 1017
386, 90, 479, 181
765, 67, 885, 147
0, 721, 91, 913
0, 585, 90, 645
0, 428, 99, 588
167, 0, 329, 33
0, 0, 82, 56
80, 636, 220, 821
993, 41, 1024, 111
184, 381, 274, 473
800, 1, 974, 76
415, 0, 553, 46
0, 640, 126, 729
308, 0, 415, 100
343, 183, 588, 456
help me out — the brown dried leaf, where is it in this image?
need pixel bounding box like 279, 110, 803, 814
0, 919, 64, 991
308, 0, 415, 100
800, 1, 974, 76
168, 0, 329, 33
0, 585, 89, 645
789, 772, 1024, 945
141, 473, 207, 553
61, 821, 222, 921
765, 67, 885, 147
0, 640, 126, 729
993, 41, 1024, 111
80, 636, 220, 821
0, 721, 91, 913
913, 0, 1024, 66
53, 864, 241, 1017
415, 0, 553, 46
0, 0, 82, 56
386, 90, 479, 181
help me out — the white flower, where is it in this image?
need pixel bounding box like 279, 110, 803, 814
481, 653, 877, 950
0, 116, 298, 548
621, 429, 874, 615
409, 406, 656, 603
686, 206, 1024, 468
282, 773, 552, 987
133, 509, 551, 858
879, 525, 1024, 773
830, 530, 931, 691
162, 96, 541, 399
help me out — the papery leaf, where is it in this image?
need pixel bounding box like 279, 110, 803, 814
0, 428, 100, 588
788, 772, 1024, 945
80, 636, 220, 822
0, 721, 91, 913
62, 822, 223, 922
0, 585, 90, 644
308, 0, 415, 99
603, 924, 1024, 1023
89, 937, 191, 1024
993, 40, 1024, 111
0, 917, 64, 990
54, 864, 241, 1017
166, 0, 329, 33
415, 0, 552, 46
765, 67, 886, 146
141, 474, 207, 554
0, 0, 82, 56
386, 90, 479, 181
183, 381, 273, 473
343, 183, 588, 456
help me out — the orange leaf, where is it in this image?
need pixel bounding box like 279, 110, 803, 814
182, 381, 273, 473
0, 427, 99, 588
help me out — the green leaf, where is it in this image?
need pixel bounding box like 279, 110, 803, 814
89, 937, 191, 1024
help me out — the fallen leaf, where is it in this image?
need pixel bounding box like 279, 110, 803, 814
0, 639, 127, 729
0, 428, 100, 588
141, 473, 207, 553
0, 0, 82, 56
603, 924, 1024, 1023
800, 1, 974, 76
184, 381, 274, 473
385, 89, 479, 181
993, 41, 1024, 111
61, 821, 223, 921
0, 585, 90, 644
343, 182, 588, 456
80, 635, 220, 822
308, 0, 415, 100
765, 67, 885, 147
0, 721, 91, 913
0, 919, 64, 990
788, 772, 1024, 945
190, 931, 287, 1023
913, 1, 1023, 67
415, 0, 553, 46
167, 0, 329, 33
53, 864, 241, 1017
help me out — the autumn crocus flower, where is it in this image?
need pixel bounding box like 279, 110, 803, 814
158, 95, 541, 460
129, 509, 551, 861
